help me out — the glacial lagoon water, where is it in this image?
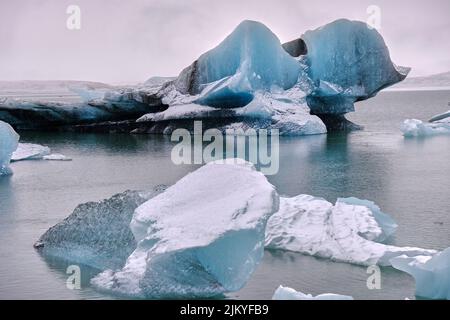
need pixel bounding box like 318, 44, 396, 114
0, 89, 449, 299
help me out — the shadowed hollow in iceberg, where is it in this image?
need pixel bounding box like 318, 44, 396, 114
265, 195, 436, 266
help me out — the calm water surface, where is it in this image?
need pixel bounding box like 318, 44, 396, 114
0, 90, 449, 299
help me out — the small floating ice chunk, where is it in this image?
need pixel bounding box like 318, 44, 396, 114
35, 188, 166, 270
401, 119, 450, 137
429, 110, 450, 123
272, 285, 353, 300
43, 153, 72, 161
337, 197, 398, 242
11, 143, 51, 161
0, 120, 19, 175
92, 160, 279, 298
390, 248, 450, 300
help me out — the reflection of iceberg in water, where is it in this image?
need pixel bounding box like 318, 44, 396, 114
391, 248, 450, 300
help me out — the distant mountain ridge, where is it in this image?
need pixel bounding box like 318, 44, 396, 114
393, 71, 450, 89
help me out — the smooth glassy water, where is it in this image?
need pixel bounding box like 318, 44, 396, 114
0, 90, 449, 299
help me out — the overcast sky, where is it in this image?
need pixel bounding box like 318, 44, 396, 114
1, 0, 449, 83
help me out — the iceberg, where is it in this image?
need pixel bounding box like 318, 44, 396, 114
42, 153, 72, 161
0, 120, 19, 175
301, 19, 409, 115
35, 188, 166, 270
391, 248, 450, 300
401, 119, 450, 137
136, 92, 326, 136
174, 20, 301, 97
0, 87, 165, 130
11, 143, 51, 161
338, 197, 398, 242
91, 160, 279, 298
2, 20, 408, 134
272, 285, 353, 300
265, 195, 436, 266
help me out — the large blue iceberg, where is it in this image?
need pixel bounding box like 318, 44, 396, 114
138, 20, 326, 136
301, 19, 410, 115
0, 120, 19, 175
0, 20, 408, 134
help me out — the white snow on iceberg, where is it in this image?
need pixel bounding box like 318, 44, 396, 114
272, 285, 353, 300
390, 248, 450, 300
92, 160, 279, 298
0, 120, 19, 175
11, 143, 51, 161
401, 119, 450, 137
265, 195, 436, 266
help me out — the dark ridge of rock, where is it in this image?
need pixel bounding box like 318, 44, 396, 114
282, 38, 308, 57
313, 113, 363, 132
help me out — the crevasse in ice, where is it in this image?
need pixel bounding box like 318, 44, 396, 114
272, 285, 353, 300
0, 120, 19, 175
91, 160, 279, 298
302, 19, 410, 114
390, 248, 450, 300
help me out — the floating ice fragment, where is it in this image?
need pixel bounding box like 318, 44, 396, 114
272, 285, 353, 300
